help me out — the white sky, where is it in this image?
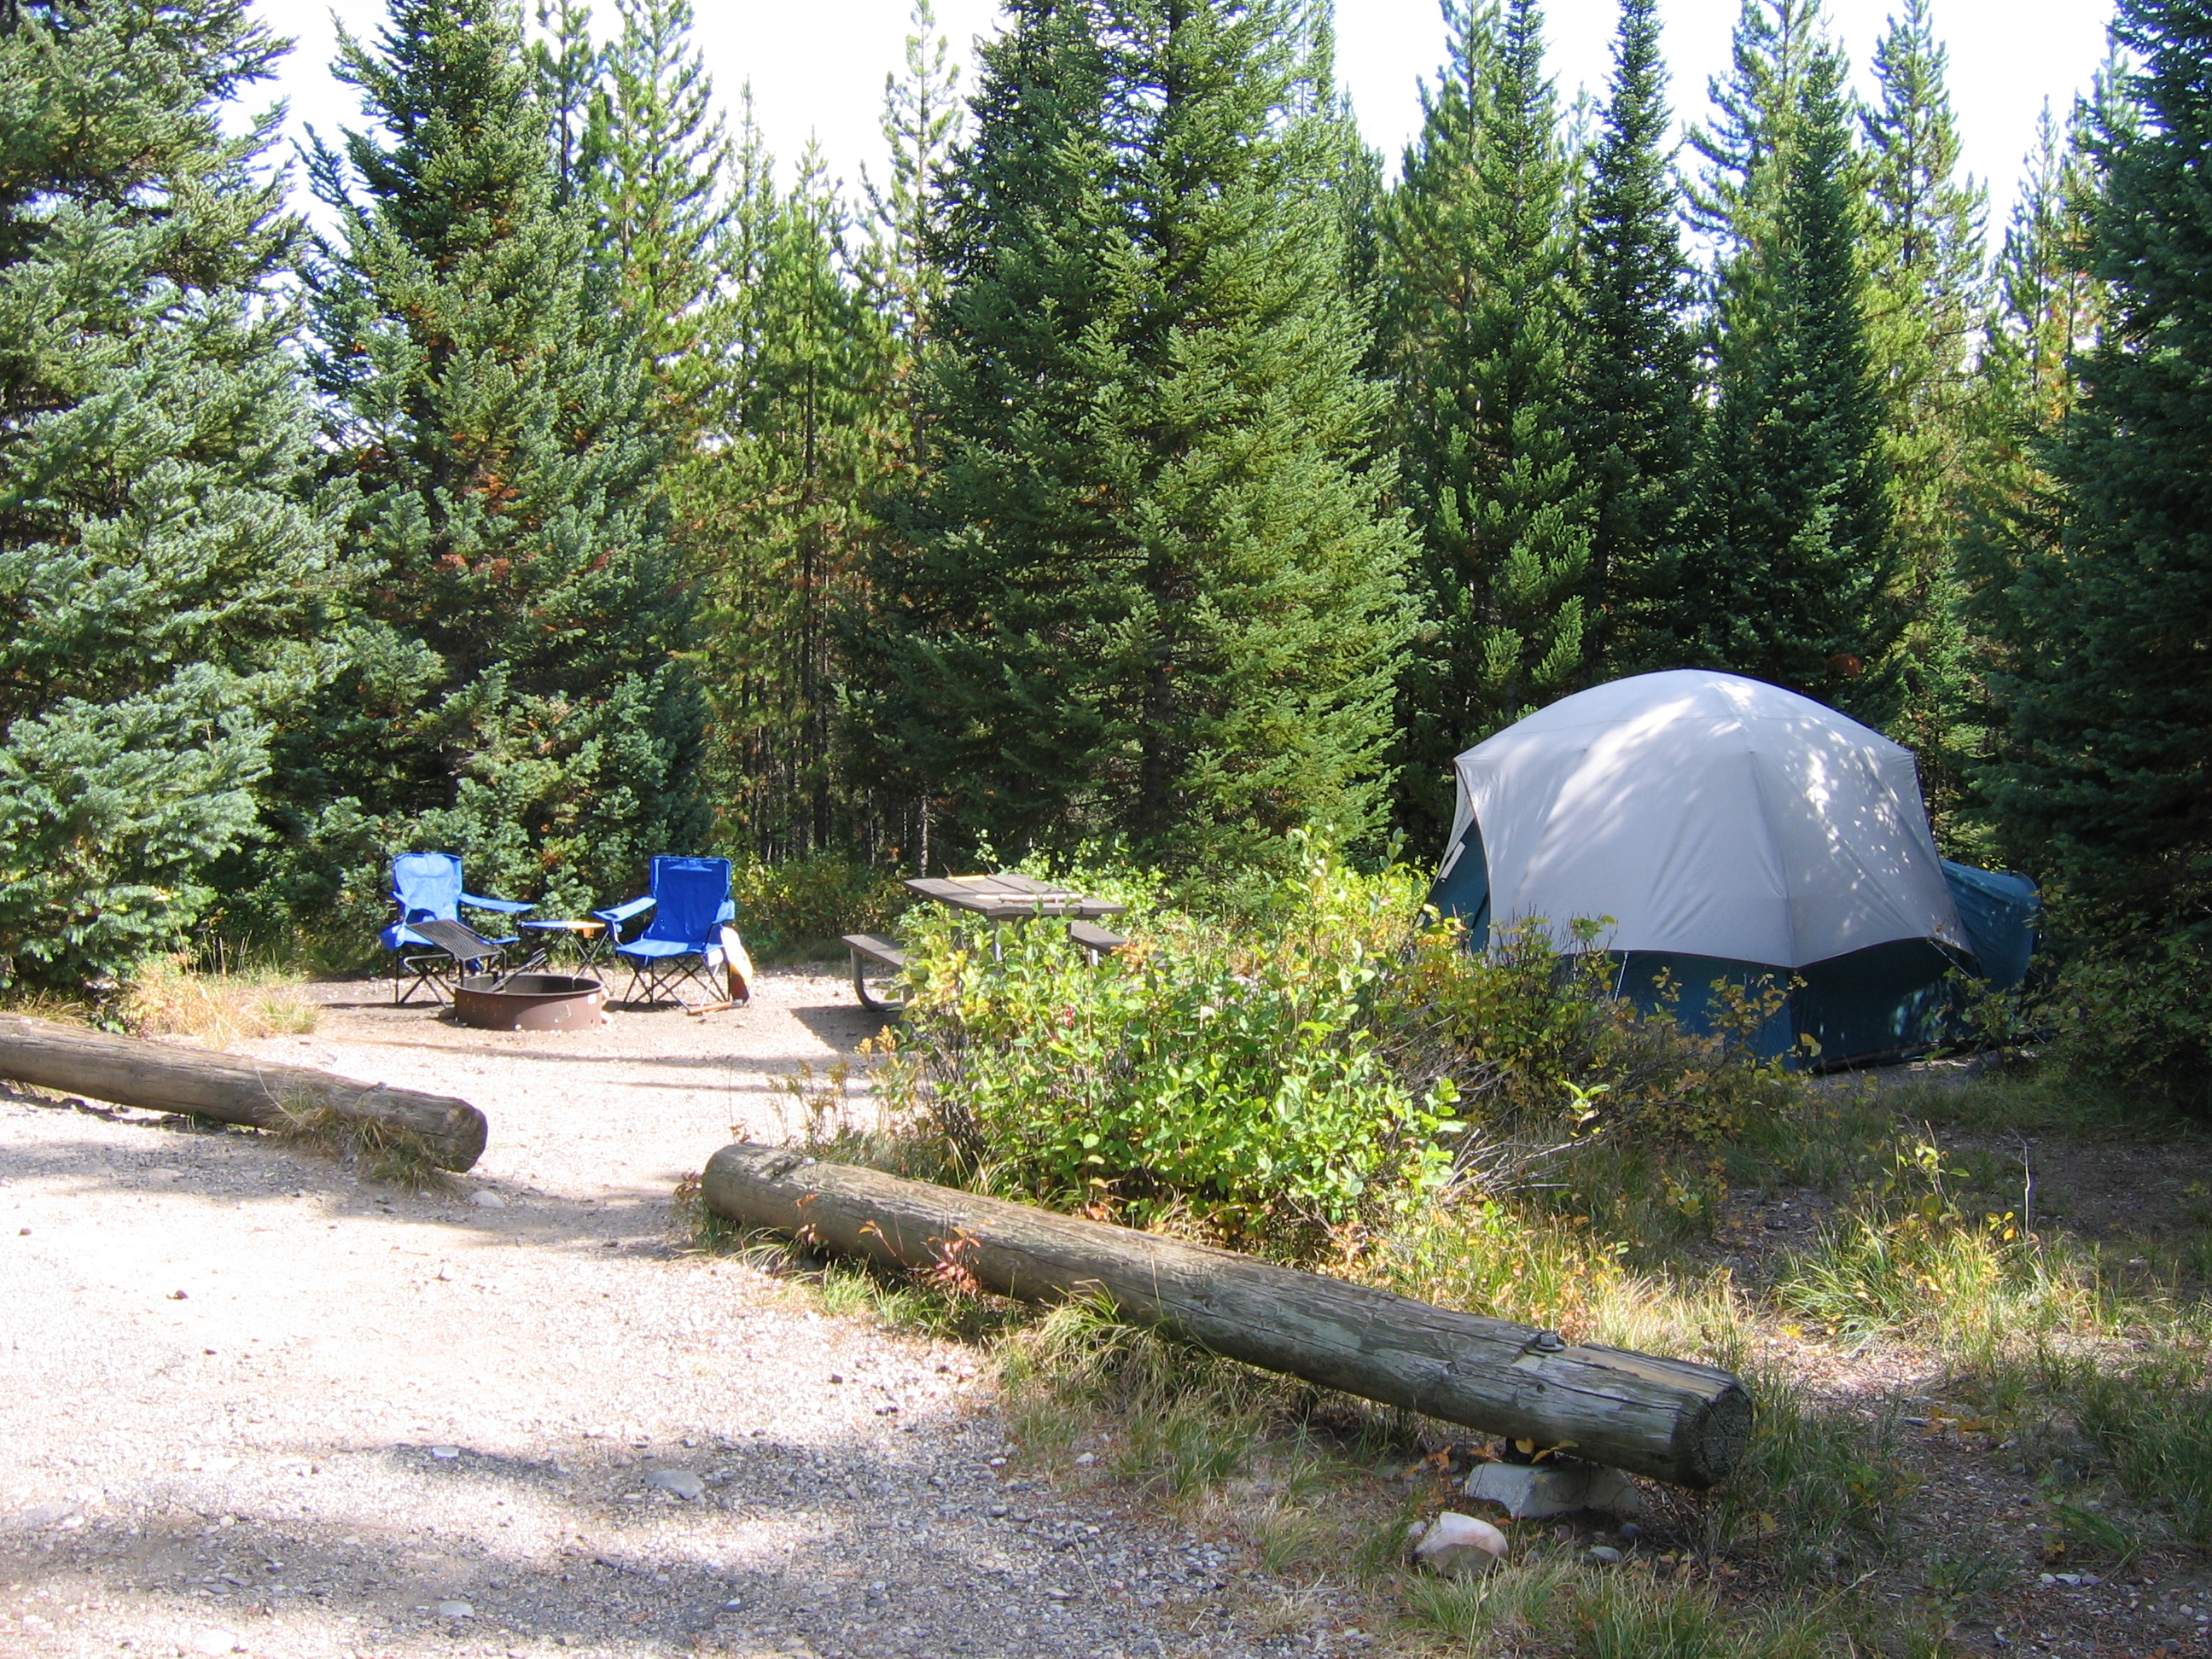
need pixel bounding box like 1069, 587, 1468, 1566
244, 0, 2116, 236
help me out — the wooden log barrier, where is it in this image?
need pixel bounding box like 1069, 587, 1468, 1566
702, 1143, 1751, 1488
0, 1013, 487, 1173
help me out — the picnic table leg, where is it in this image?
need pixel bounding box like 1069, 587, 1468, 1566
849, 946, 901, 1014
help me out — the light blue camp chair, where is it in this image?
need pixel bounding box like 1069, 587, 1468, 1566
380, 853, 535, 1004
594, 856, 735, 1006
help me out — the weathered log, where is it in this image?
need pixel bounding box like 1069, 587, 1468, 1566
0, 1013, 486, 1172
702, 1143, 1751, 1487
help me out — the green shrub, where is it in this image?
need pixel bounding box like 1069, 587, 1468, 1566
877, 834, 1798, 1252
728, 855, 910, 961
2036, 926, 2212, 1115
884, 849, 1461, 1243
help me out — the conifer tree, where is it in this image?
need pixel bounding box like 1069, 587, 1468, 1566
590, 0, 736, 431
1289, 4, 1385, 347
866, 0, 964, 373
1381, 0, 1590, 839
690, 146, 898, 857
1571, 0, 1700, 675
1682, 44, 1895, 713
533, 0, 603, 201
1860, 0, 1985, 830
293, 0, 701, 921
1686, 0, 1830, 344
0, 0, 349, 992
1949, 97, 2105, 859
1983, 0, 2212, 928
856, 0, 1413, 865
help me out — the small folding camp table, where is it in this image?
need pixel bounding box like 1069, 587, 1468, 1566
517, 917, 608, 966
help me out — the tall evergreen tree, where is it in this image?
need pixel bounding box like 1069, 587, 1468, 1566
0, 0, 349, 993
1950, 96, 2107, 860
1380, 0, 1590, 839
1682, 43, 1895, 713
532, 0, 603, 201
291, 0, 701, 923
1570, 0, 1700, 676
854, 0, 1413, 865
691, 145, 899, 858
1983, 0, 2212, 931
589, 0, 736, 431
865, 0, 964, 375
1860, 0, 1985, 831
1289, 3, 1385, 348
1685, 0, 1830, 343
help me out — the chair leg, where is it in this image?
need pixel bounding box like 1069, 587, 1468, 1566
397, 955, 446, 1006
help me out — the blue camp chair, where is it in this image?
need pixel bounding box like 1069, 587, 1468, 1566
380, 853, 536, 1004
594, 856, 735, 1006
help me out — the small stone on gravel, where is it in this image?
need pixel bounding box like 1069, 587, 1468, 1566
470, 1189, 506, 1208
190, 1630, 238, 1656
429, 1445, 461, 1458
436, 1599, 474, 1618
644, 1467, 706, 1499
1586, 1545, 1624, 1564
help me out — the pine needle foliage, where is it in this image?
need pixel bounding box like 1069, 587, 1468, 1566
1681, 40, 1895, 718
856, 0, 1414, 870
1380, 0, 1591, 840
1984, 0, 2212, 933
0, 0, 350, 994
688, 136, 899, 859
1859, 0, 1987, 838
283, 0, 702, 928
1570, 0, 1700, 678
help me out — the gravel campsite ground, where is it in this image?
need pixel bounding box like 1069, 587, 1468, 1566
6, 972, 2212, 1659
0, 970, 1310, 1659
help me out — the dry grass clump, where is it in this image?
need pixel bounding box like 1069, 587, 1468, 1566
126, 953, 318, 1049
270, 1088, 449, 1190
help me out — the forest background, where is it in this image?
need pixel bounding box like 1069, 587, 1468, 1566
3, 0, 2209, 1089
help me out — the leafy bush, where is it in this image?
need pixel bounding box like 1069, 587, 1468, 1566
0, 673, 270, 998
1371, 916, 1799, 1146
877, 834, 1798, 1252
731, 855, 911, 960
883, 851, 1461, 1244
2035, 925, 2212, 1115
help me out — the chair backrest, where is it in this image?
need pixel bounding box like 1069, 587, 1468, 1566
643, 856, 731, 946
392, 853, 465, 923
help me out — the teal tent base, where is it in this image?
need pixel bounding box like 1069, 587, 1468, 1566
1612, 939, 1970, 1069
1428, 830, 2040, 1071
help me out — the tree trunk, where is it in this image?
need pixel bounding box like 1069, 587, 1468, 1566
701, 1143, 1750, 1487
0, 1014, 486, 1173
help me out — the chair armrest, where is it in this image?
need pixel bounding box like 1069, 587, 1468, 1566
594, 895, 655, 925
716, 899, 736, 924
462, 893, 536, 914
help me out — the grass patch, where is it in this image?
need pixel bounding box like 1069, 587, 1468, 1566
1709, 1367, 1916, 1581
1403, 1558, 1850, 1659
1877, 1068, 2192, 1138
271, 1090, 451, 1190
2069, 1353, 2212, 1546
127, 952, 319, 1048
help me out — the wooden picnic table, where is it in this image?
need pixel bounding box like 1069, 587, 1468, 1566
902, 873, 1126, 923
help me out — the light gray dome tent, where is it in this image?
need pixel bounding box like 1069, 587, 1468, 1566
1426, 670, 2037, 1067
